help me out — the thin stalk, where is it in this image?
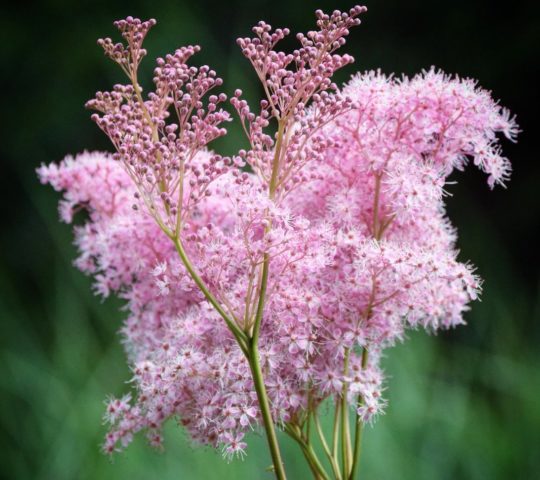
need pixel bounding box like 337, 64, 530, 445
252, 118, 285, 343
130, 73, 158, 142
244, 116, 288, 479
128, 50, 288, 479
303, 443, 331, 480
348, 168, 385, 479
340, 349, 352, 478
248, 344, 287, 480
306, 409, 312, 443
174, 235, 285, 478
269, 119, 286, 198
348, 418, 365, 480
252, 255, 269, 344
349, 348, 369, 480
171, 236, 248, 354
332, 399, 341, 461
313, 411, 342, 480
300, 448, 323, 480
129, 70, 174, 213
285, 424, 330, 480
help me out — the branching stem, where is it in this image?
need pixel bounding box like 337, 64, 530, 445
247, 116, 288, 478
171, 236, 249, 354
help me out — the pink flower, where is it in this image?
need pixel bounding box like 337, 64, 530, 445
39, 6, 516, 464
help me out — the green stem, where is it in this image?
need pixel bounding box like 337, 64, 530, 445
303, 442, 331, 480
301, 448, 323, 480
341, 349, 352, 478
248, 343, 287, 480
173, 234, 285, 478
269, 120, 285, 199
285, 424, 330, 480
243, 116, 288, 479
332, 399, 341, 461
313, 410, 342, 480
171, 236, 248, 354
348, 420, 364, 480
252, 254, 269, 345
252, 117, 285, 342
349, 349, 369, 480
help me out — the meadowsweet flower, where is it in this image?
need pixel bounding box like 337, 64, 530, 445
39, 6, 516, 479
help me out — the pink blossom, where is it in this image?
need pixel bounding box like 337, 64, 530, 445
39, 6, 516, 472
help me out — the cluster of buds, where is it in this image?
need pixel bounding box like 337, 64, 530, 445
233, 6, 367, 199
98, 17, 156, 75
88, 18, 238, 236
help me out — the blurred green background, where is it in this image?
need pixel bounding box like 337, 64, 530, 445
1, 0, 538, 479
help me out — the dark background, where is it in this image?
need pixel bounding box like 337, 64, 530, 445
1, 1, 538, 479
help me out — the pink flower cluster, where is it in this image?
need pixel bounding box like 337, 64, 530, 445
38, 7, 516, 461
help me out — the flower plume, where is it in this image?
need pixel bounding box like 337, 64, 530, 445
39, 6, 516, 472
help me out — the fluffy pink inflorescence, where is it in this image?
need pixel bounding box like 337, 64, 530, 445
38, 8, 517, 459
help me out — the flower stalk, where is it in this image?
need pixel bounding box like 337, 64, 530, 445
349, 348, 369, 480
248, 343, 287, 479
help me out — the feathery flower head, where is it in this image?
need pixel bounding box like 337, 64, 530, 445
39, 5, 516, 464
